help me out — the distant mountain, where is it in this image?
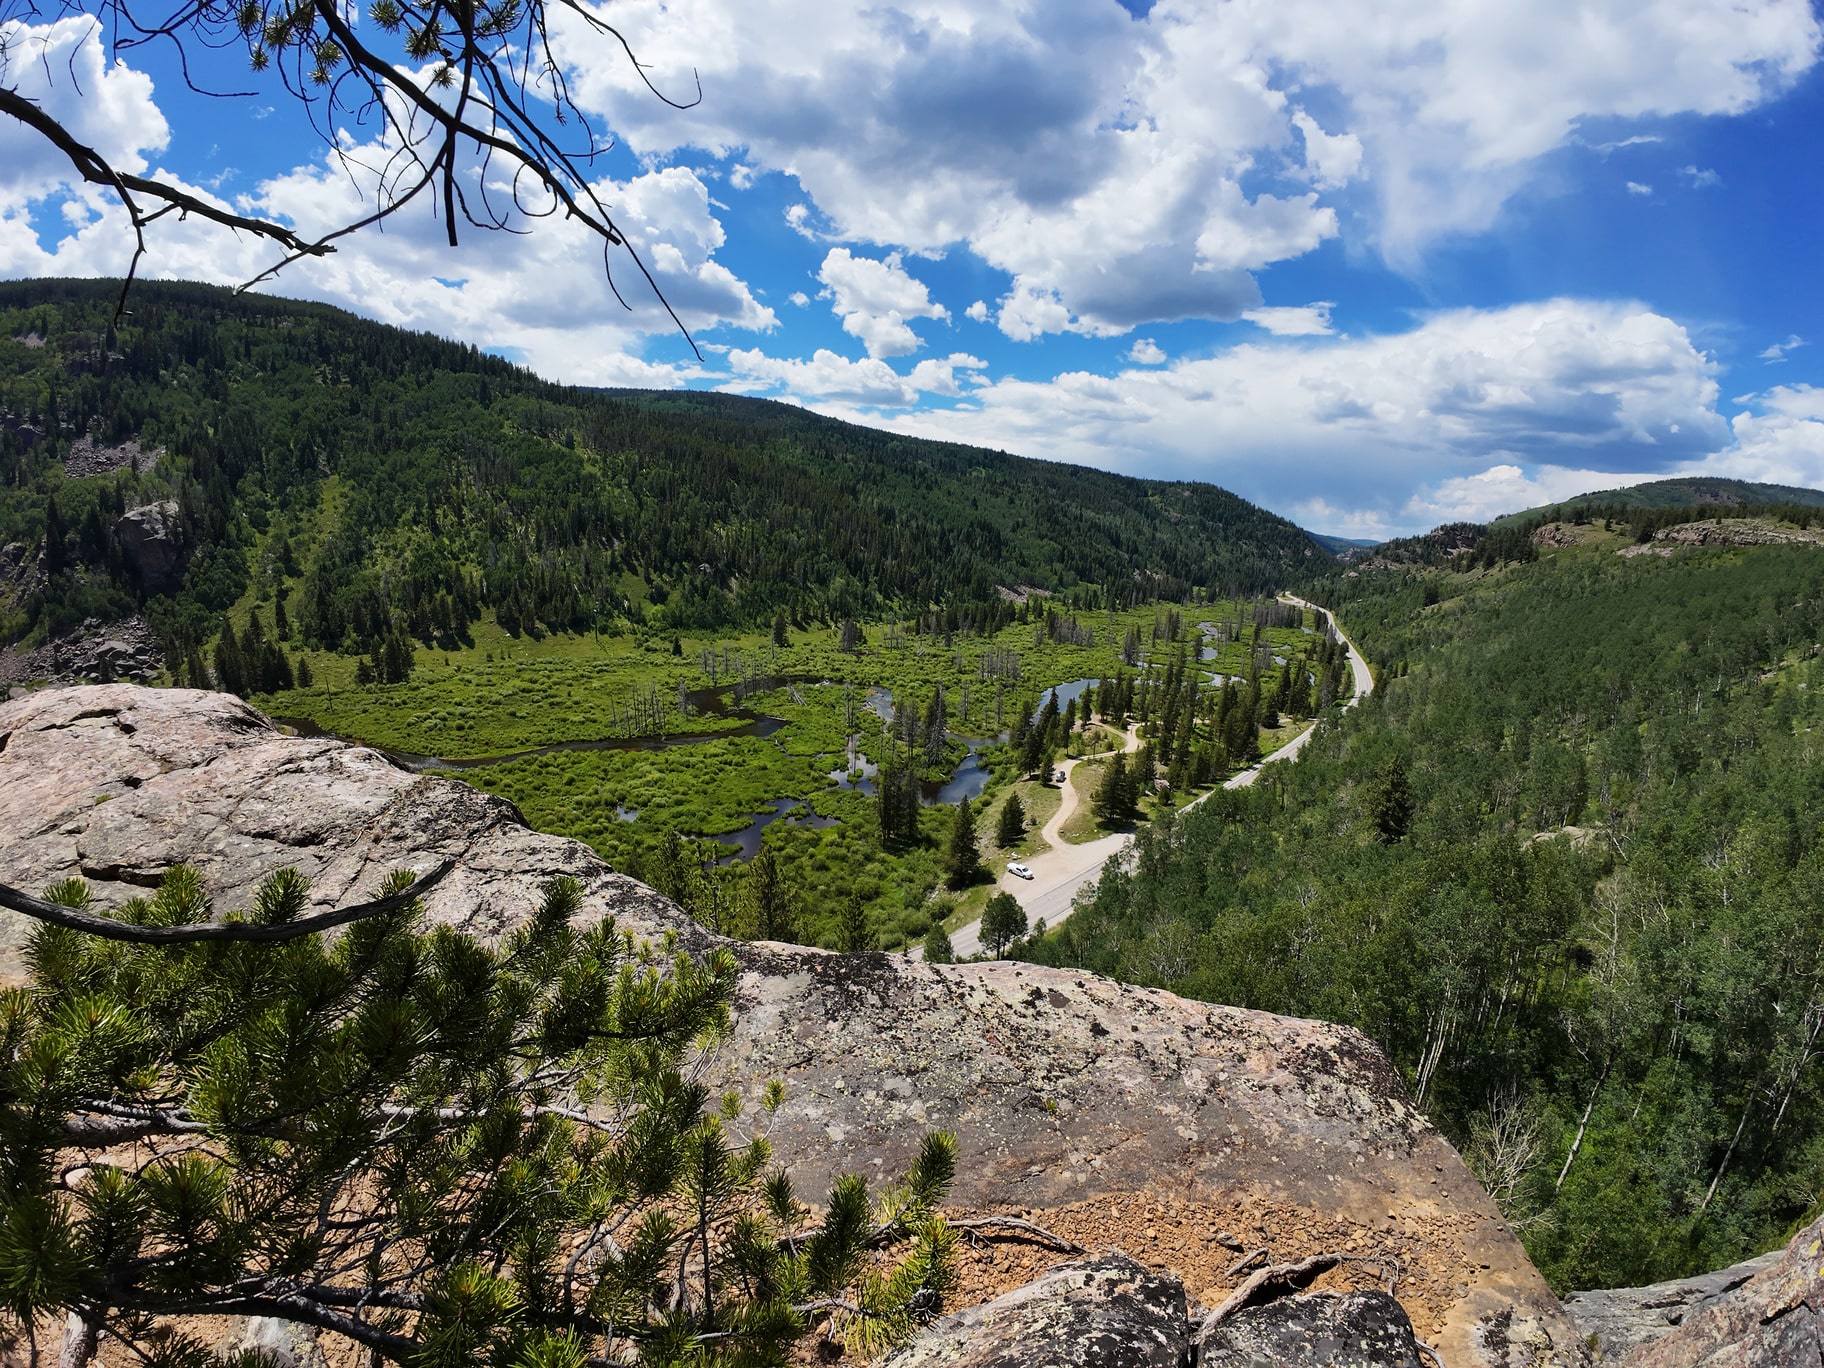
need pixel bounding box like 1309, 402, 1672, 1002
0, 279, 1323, 661
1490, 476, 1824, 529
1306, 531, 1382, 557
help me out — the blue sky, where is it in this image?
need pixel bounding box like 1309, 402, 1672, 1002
3, 0, 1824, 535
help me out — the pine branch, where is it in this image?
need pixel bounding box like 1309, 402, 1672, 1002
0, 860, 453, 944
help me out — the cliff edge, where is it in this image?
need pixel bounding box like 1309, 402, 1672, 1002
0, 684, 1588, 1367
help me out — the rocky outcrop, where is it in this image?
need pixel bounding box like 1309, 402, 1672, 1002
0, 684, 1591, 1368
885, 1254, 1426, 1368
884, 1254, 1188, 1368
1618, 517, 1824, 558
114, 500, 189, 593
1598, 1212, 1824, 1366
1561, 1249, 1783, 1361
1201, 1289, 1426, 1367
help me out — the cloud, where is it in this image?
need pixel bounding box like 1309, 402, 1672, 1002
874, 299, 1726, 531
0, 19, 169, 202
965, 300, 990, 323
1682, 165, 1724, 187
1243, 303, 1336, 336
1627, 181, 1654, 196
1128, 338, 1167, 364
1760, 334, 1806, 362
788, 291, 810, 307
724, 347, 916, 406
816, 248, 948, 358
784, 203, 817, 239
1688, 386, 1824, 489
1292, 111, 1363, 190
1587, 134, 1664, 155
1403, 463, 1655, 524
0, 59, 773, 387
907, 352, 990, 396
561, 0, 1819, 308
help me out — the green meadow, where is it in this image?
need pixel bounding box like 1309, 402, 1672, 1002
251, 601, 1327, 949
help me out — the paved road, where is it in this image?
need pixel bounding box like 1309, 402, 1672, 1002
937, 597, 1372, 958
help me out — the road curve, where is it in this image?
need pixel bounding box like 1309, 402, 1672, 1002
934, 596, 1372, 958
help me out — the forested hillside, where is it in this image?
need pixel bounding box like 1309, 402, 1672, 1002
1024, 531, 1824, 1291
1490, 475, 1824, 528
0, 279, 1318, 667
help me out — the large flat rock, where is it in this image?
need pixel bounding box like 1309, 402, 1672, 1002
0, 685, 1590, 1368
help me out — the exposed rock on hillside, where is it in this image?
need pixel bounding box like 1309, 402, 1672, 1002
0, 684, 1591, 1368
1561, 1247, 1783, 1360
1595, 1211, 1824, 1366
0, 614, 163, 689
114, 499, 189, 592
63, 433, 161, 478
1618, 517, 1824, 558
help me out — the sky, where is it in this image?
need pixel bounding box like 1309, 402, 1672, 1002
3, 0, 1824, 537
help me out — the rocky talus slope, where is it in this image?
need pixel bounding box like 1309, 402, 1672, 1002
0, 685, 1589, 1367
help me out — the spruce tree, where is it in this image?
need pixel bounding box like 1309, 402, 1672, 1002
995, 793, 1026, 849
980, 892, 1027, 959
747, 847, 796, 941
922, 921, 955, 963
1364, 755, 1415, 842
943, 795, 981, 889
840, 893, 873, 952
42, 494, 67, 575
0, 866, 962, 1365
1093, 754, 1131, 824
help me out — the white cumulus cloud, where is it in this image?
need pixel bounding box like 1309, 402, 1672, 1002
1243, 303, 1336, 336
816, 248, 948, 358
879, 299, 1727, 531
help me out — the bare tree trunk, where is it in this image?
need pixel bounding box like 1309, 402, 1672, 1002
1555, 1056, 1612, 1191
1700, 1096, 1754, 1213
56, 1315, 97, 1368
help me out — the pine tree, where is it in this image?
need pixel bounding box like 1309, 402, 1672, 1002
295, 655, 314, 688
943, 795, 981, 889
274, 592, 292, 640
747, 847, 796, 941
980, 892, 1027, 959
1094, 753, 1131, 823
213, 621, 247, 696
1364, 755, 1415, 842
42, 494, 67, 575
649, 827, 699, 916
922, 921, 956, 963
772, 610, 790, 647
840, 893, 873, 952
996, 793, 1026, 849
0, 865, 962, 1365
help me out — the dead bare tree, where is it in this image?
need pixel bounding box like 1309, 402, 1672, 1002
0, 0, 701, 346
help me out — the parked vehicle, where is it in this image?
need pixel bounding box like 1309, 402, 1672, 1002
1008, 862, 1034, 880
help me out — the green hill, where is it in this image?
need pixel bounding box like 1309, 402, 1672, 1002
1032, 532, 1824, 1291
0, 279, 1319, 663
1490, 475, 1824, 528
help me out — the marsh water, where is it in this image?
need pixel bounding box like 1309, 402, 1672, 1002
276, 671, 1004, 861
